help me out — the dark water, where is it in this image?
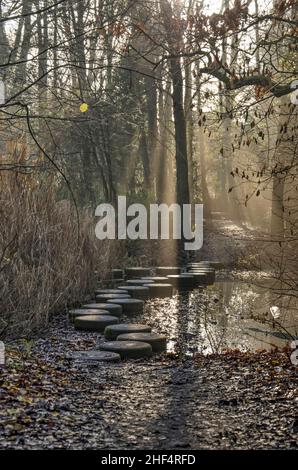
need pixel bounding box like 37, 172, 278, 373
140, 281, 298, 356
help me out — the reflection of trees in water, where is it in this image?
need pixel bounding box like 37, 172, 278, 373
142, 281, 298, 355
199, 281, 298, 353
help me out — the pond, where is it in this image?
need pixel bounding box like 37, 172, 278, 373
138, 281, 298, 356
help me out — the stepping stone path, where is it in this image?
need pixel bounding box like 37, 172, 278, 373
126, 279, 153, 286
166, 274, 194, 290
156, 267, 181, 275
116, 332, 167, 353
81, 303, 122, 317
69, 308, 110, 321
143, 283, 173, 298
188, 265, 215, 272
69, 350, 121, 364
184, 272, 209, 285
104, 323, 152, 340
99, 341, 152, 359
125, 267, 151, 278
107, 298, 144, 314
95, 289, 128, 295
141, 276, 169, 283
187, 268, 216, 283
67, 260, 219, 360
187, 262, 211, 266
207, 261, 223, 269
95, 293, 131, 302
118, 285, 150, 299
74, 315, 119, 332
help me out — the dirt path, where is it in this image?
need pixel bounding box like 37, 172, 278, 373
199, 213, 259, 267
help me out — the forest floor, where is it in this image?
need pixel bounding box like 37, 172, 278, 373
0, 215, 297, 450
1, 333, 297, 449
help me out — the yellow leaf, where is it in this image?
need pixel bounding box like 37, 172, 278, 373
80, 103, 89, 113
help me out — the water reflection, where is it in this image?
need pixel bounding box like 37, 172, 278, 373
140, 282, 298, 356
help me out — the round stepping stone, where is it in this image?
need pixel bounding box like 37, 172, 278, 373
207, 261, 223, 269
81, 303, 122, 317
156, 267, 181, 275
107, 298, 144, 315
118, 285, 150, 299
95, 289, 128, 295
141, 276, 169, 283
112, 269, 124, 279
188, 266, 215, 271
74, 315, 119, 332
185, 272, 209, 285
95, 293, 131, 302
68, 308, 110, 322
117, 332, 167, 353
187, 263, 206, 269
126, 279, 152, 286
188, 270, 215, 276
104, 323, 152, 340
99, 341, 152, 359
143, 283, 173, 298
112, 278, 125, 284
188, 269, 215, 283
166, 274, 194, 290
125, 267, 151, 279
69, 350, 121, 363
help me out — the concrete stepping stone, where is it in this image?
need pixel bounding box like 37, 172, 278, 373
184, 272, 209, 285
69, 350, 121, 364
187, 263, 206, 269
125, 267, 151, 278
74, 315, 119, 332
207, 261, 223, 269
81, 303, 122, 317
188, 267, 215, 272
166, 274, 194, 290
126, 279, 153, 286
95, 289, 128, 295
187, 267, 215, 273
116, 332, 167, 353
112, 269, 124, 279
188, 266, 215, 271
99, 341, 152, 359
104, 323, 152, 340
107, 298, 144, 314
113, 278, 125, 284
143, 283, 173, 298
68, 308, 110, 322
95, 293, 131, 302
188, 269, 215, 283
118, 285, 150, 299
141, 276, 169, 283
156, 267, 181, 275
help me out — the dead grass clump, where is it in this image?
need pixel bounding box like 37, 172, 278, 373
0, 172, 118, 338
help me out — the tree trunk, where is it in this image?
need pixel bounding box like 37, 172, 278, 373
144, 74, 158, 196
197, 71, 212, 217
156, 81, 174, 204
160, 0, 190, 207
184, 57, 194, 203
170, 57, 190, 206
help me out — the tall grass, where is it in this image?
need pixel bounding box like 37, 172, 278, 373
0, 171, 118, 339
